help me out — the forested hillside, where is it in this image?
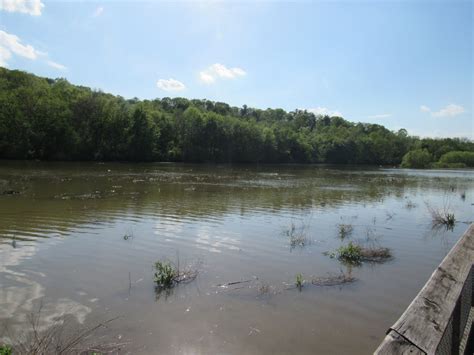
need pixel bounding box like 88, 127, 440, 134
0, 68, 472, 166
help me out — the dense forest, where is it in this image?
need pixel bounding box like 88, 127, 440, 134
0, 67, 473, 167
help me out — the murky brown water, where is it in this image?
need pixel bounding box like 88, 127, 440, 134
0, 161, 473, 354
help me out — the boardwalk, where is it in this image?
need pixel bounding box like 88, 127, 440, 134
375, 224, 474, 354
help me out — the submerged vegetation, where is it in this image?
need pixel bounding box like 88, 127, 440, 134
337, 224, 354, 239
284, 221, 311, 248
312, 270, 356, 286
0, 308, 122, 355
0, 67, 472, 165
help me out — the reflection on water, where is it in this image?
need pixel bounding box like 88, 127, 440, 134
0, 161, 473, 354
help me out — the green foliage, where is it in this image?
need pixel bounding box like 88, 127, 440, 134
0, 68, 472, 164
154, 261, 176, 287
337, 242, 362, 263
295, 273, 304, 290
400, 149, 434, 168
0, 345, 12, 355
438, 151, 474, 167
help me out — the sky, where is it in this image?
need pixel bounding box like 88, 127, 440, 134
0, 0, 472, 139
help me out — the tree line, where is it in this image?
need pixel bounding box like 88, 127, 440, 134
0, 67, 473, 167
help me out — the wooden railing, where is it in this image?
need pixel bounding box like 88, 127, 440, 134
375, 224, 474, 355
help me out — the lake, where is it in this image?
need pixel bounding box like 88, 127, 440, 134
0, 161, 472, 354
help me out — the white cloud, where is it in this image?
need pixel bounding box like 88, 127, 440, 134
432, 104, 465, 117
157, 78, 186, 92
420, 105, 431, 113
0, 30, 67, 70
92, 6, 104, 17
199, 63, 246, 84
420, 103, 465, 118
199, 71, 215, 84
46, 60, 67, 71
0, 30, 40, 67
368, 113, 391, 119
0, 46, 12, 66
0, 0, 44, 16
306, 107, 343, 117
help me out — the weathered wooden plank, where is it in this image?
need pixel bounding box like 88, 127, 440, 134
374, 330, 425, 354
390, 224, 474, 354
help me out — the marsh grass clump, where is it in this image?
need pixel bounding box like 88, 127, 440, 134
153, 258, 198, 290
295, 273, 304, 290
337, 224, 353, 239
337, 242, 362, 264
334, 242, 391, 264
154, 261, 176, 287
427, 203, 456, 229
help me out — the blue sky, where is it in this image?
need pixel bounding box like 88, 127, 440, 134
0, 0, 472, 138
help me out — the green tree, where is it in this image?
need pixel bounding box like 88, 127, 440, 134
401, 149, 434, 168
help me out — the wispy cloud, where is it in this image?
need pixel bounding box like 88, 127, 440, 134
420, 104, 465, 118
306, 107, 342, 117
0, 30, 67, 70
92, 6, 104, 17
0, 0, 44, 16
368, 113, 391, 119
0, 30, 40, 66
157, 78, 186, 92
46, 60, 67, 71
199, 63, 246, 84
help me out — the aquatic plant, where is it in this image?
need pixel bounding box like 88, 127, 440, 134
337, 242, 362, 263
258, 282, 271, 295
154, 261, 176, 287
284, 220, 311, 248
405, 199, 417, 209
295, 273, 304, 290
427, 203, 456, 229
153, 258, 198, 289
334, 242, 391, 264
0, 345, 12, 355
337, 224, 353, 239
